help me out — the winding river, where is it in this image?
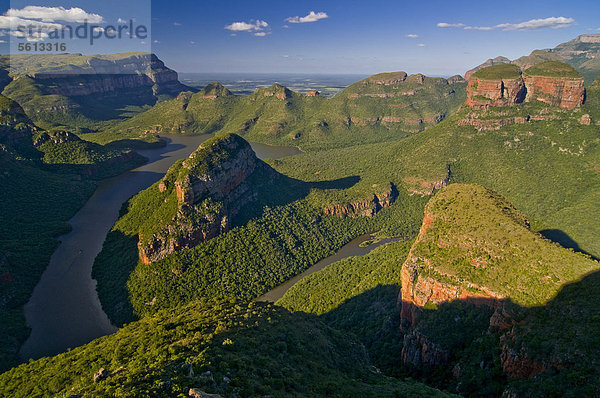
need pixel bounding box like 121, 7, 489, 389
19, 136, 396, 361
19, 135, 301, 360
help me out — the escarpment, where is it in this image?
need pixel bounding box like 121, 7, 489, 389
323, 182, 398, 217
465, 62, 585, 110
398, 184, 600, 381
137, 134, 274, 264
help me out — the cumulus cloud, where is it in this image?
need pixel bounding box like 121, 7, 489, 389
117, 18, 126, 23
405, 34, 419, 38
437, 17, 574, 31
173, 22, 182, 26
0, 15, 63, 30
417, 43, 426, 47
225, 19, 270, 37
285, 11, 328, 24
225, 20, 268, 32
6, 6, 103, 23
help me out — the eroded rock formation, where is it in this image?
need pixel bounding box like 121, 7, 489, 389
523, 75, 585, 109
465, 76, 526, 109
138, 134, 272, 264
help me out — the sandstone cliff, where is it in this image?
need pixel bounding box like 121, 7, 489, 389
137, 134, 273, 264
522, 62, 585, 109
397, 184, 600, 383
465, 62, 585, 110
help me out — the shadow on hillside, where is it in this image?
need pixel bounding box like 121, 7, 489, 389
305, 267, 600, 396
540, 229, 599, 261
233, 172, 360, 227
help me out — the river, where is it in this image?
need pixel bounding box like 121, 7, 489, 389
20, 135, 301, 360
256, 234, 404, 302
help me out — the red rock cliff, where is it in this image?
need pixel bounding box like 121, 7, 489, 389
465, 77, 526, 109
523, 75, 585, 109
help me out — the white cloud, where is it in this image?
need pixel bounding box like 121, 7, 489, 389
0, 15, 63, 30
437, 22, 465, 28
10, 29, 49, 42
437, 17, 574, 32
497, 17, 574, 31
282, 24, 289, 29
225, 20, 270, 37
285, 11, 328, 24
190, 40, 195, 44
117, 18, 126, 23
406, 34, 419, 38
0, 40, 5, 43
153, 39, 160, 43
6, 6, 102, 23
173, 22, 182, 26
225, 20, 268, 32
92, 26, 104, 33
417, 43, 426, 47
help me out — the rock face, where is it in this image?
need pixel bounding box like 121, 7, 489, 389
465, 76, 526, 109
138, 134, 271, 264
18, 53, 186, 97
523, 74, 585, 109
465, 62, 585, 110
323, 183, 398, 217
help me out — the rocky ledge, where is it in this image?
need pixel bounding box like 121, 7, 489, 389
138, 134, 273, 264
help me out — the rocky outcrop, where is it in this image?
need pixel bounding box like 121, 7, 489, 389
523, 75, 585, 109
402, 329, 450, 368
323, 183, 398, 218
465, 76, 526, 109
465, 63, 586, 110
138, 134, 272, 264
188, 389, 222, 398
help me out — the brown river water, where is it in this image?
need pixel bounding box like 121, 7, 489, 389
19, 136, 394, 360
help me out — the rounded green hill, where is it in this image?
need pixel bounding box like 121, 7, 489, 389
523, 61, 582, 78
471, 64, 522, 80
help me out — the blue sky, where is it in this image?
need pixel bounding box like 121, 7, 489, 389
1, 0, 600, 76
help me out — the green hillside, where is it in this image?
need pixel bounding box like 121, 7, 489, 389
0, 300, 451, 398
471, 64, 522, 80
523, 61, 582, 78
102, 73, 467, 150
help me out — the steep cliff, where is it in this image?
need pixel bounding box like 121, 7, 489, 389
523, 61, 585, 109
0, 53, 193, 129
137, 133, 275, 264
398, 184, 600, 391
465, 62, 585, 110
465, 65, 526, 109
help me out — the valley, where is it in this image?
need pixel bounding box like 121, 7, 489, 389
0, 29, 600, 398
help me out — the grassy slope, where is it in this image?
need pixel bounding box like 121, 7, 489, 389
410, 184, 599, 306
280, 183, 600, 396
523, 61, 582, 78
272, 96, 600, 259
0, 300, 451, 398
471, 64, 522, 80
278, 240, 413, 374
